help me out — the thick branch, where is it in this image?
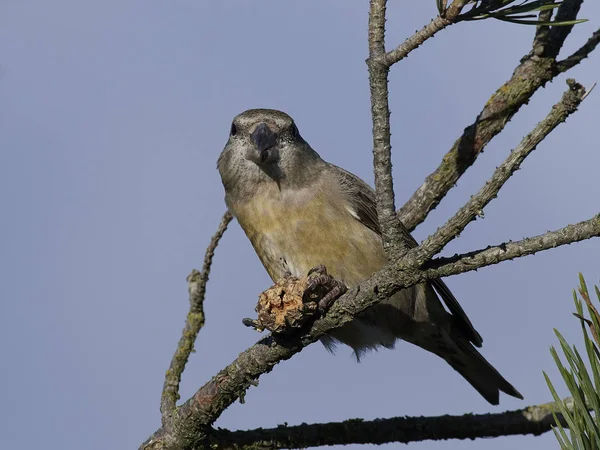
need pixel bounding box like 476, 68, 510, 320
541, 0, 584, 59
213, 399, 574, 449
411, 79, 587, 265
141, 213, 599, 450
160, 211, 233, 420
398, 1, 589, 232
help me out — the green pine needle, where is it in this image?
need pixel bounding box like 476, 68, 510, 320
546, 274, 600, 449
456, 0, 588, 26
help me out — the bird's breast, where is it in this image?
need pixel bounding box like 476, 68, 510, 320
230, 183, 386, 285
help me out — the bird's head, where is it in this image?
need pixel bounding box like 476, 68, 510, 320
217, 109, 324, 196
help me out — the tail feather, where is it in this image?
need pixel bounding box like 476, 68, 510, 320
438, 331, 523, 405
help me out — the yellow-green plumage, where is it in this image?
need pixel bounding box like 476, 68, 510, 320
233, 182, 386, 286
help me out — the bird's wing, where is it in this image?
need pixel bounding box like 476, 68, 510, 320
331, 163, 483, 347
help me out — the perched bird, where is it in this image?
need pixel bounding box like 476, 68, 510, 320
217, 108, 522, 405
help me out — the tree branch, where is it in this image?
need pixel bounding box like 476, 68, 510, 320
410, 79, 587, 266
557, 27, 600, 73
212, 398, 575, 449
541, 0, 584, 58
367, 0, 468, 257
397, 0, 589, 232
425, 214, 600, 278
160, 211, 233, 421
141, 212, 600, 450
367, 0, 407, 256
532, 9, 554, 49
383, 0, 468, 66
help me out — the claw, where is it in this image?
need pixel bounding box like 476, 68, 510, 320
302, 265, 347, 313
307, 264, 327, 277
317, 284, 346, 312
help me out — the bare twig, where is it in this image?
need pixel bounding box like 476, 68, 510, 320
159, 211, 233, 421
367, 0, 469, 257
426, 215, 600, 278
367, 0, 407, 256
398, 0, 590, 232
141, 213, 600, 450
212, 398, 575, 449
557, 27, 600, 73
410, 79, 587, 266
383, 0, 468, 66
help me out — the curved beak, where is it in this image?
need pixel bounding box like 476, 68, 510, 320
251, 123, 277, 164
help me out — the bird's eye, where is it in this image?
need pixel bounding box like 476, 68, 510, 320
230, 123, 238, 136
291, 123, 299, 138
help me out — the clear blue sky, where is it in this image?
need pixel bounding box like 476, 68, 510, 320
1, 2, 599, 449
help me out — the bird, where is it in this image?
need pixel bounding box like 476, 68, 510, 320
217, 108, 522, 405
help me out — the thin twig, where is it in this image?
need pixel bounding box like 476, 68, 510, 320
557, 27, 600, 73
397, 1, 589, 232
159, 211, 233, 421
410, 79, 588, 266
426, 215, 600, 278
367, 0, 469, 257
141, 213, 600, 450
382, 0, 468, 67
367, 0, 407, 256
212, 398, 575, 449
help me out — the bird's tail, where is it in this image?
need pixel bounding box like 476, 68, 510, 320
421, 329, 523, 405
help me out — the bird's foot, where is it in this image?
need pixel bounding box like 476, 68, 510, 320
303, 265, 348, 313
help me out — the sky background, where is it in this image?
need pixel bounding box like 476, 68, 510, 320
1, 2, 599, 449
